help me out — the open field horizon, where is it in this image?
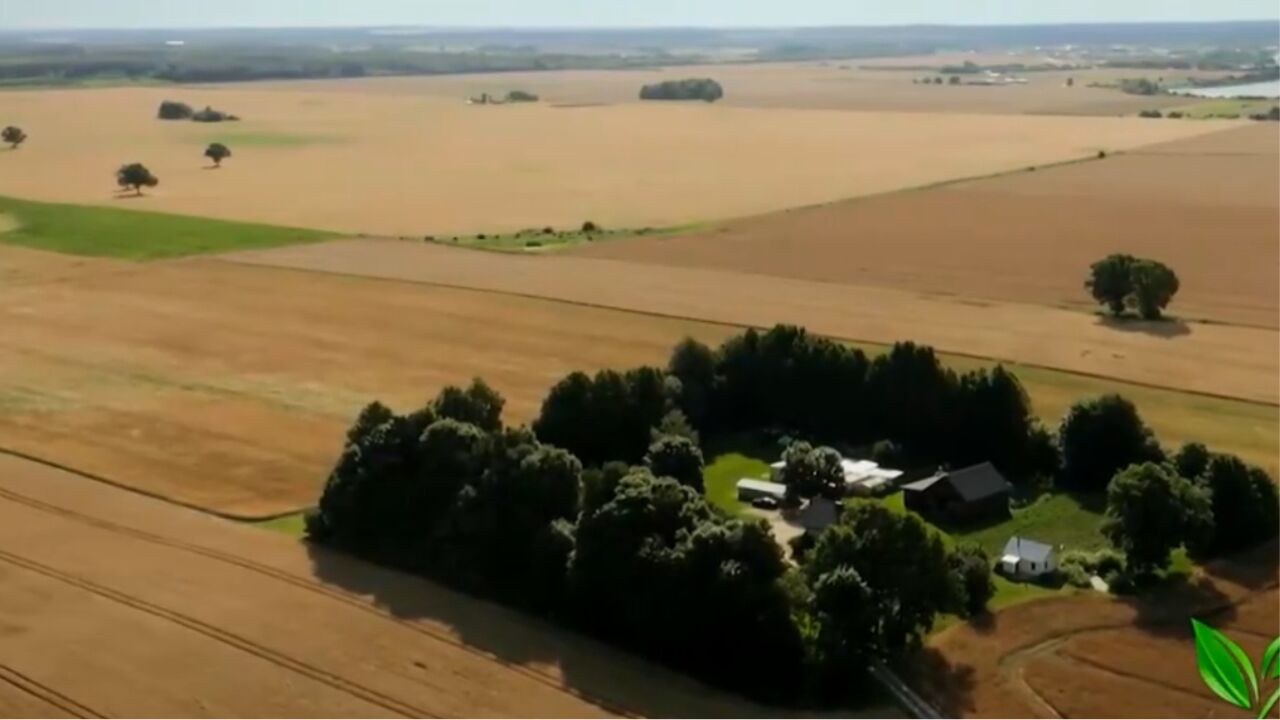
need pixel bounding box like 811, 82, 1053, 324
0, 82, 1233, 237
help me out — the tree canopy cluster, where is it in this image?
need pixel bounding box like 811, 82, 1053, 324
539, 326, 1057, 484
1086, 253, 1181, 320
309, 375, 987, 704
639, 78, 724, 102
157, 100, 240, 122
307, 324, 1278, 703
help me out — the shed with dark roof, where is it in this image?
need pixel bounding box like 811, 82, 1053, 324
901, 462, 1012, 523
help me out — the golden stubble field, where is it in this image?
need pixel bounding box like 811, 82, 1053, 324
0, 454, 778, 718
0, 82, 1228, 236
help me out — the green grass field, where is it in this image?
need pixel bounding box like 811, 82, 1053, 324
0, 195, 335, 259
194, 130, 346, 148
704, 451, 772, 515
1164, 98, 1277, 118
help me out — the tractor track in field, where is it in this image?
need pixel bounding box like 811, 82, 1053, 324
0, 664, 102, 719
0, 546, 435, 719
0, 480, 635, 718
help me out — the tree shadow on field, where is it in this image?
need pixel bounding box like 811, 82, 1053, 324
304, 542, 775, 718
901, 646, 976, 718
1094, 314, 1192, 338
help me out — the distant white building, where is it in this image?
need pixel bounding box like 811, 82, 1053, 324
1000, 536, 1058, 578
736, 478, 787, 502
770, 456, 903, 496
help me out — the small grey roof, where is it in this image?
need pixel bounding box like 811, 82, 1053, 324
797, 497, 840, 531
901, 474, 945, 492
901, 462, 1011, 502
1003, 536, 1054, 563
947, 462, 1013, 502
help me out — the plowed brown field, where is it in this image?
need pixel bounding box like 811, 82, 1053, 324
0, 84, 1226, 236
575, 124, 1280, 328
915, 542, 1279, 718
0, 453, 781, 718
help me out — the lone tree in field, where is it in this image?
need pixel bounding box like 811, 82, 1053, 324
1085, 253, 1180, 320
2, 126, 26, 149
204, 142, 231, 167
116, 163, 159, 196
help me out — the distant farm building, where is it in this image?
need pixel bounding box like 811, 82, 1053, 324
796, 497, 841, 532
736, 478, 787, 503
901, 462, 1012, 523
1000, 536, 1058, 578
768, 457, 903, 496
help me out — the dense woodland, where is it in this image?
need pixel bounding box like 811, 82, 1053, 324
638, 78, 725, 102
307, 324, 1278, 706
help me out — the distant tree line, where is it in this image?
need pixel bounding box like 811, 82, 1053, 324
537, 326, 1057, 483
306, 324, 1277, 705
639, 78, 724, 102
158, 101, 239, 122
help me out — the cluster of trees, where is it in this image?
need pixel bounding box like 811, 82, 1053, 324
1118, 77, 1162, 95
157, 101, 239, 122
1086, 253, 1180, 320
1250, 106, 1280, 122
539, 327, 1057, 485
1058, 394, 1280, 576
309, 377, 990, 704
639, 78, 724, 102
2, 126, 27, 149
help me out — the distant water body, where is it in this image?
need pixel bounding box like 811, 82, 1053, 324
1172, 80, 1280, 99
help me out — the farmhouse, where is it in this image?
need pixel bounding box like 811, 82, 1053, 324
901, 462, 1012, 523
768, 457, 904, 496
1000, 536, 1058, 578
736, 478, 788, 502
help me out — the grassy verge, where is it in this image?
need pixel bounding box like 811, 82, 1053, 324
0, 195, 335, 259
251, 511, 308, 537
428, 223, 702, 253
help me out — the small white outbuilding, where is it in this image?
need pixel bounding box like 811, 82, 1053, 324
1000, 536, 1058, 578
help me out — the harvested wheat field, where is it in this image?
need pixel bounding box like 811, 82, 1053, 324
576, 123, 1280, 328
0, 247, 741, 516
234, 59, 1235, 116
915, 542, 1279, 718
230, 238, 1280, 404
0, 453, 783, 718
0, 84, 1227, 236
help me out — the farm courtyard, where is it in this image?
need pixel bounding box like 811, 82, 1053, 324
0, 55, 1276, 718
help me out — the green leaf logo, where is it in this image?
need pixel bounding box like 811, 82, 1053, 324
1191, 618, 1258, 710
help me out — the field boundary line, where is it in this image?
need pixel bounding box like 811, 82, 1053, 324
0, 478, 638, 718
0, 664, 103, 718
214, 256, 1280, 409
0, 445, 302, 522
0, 546, 435, 719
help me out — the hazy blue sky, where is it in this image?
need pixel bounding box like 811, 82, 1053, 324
3, 0, 1277, 29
